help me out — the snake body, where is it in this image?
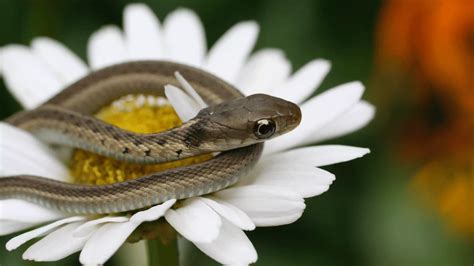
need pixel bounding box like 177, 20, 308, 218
0, 61, 301, 214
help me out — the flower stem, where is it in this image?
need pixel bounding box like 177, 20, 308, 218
146, 230, 179, 266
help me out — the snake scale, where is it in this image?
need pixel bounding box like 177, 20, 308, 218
0, 61, 301, 214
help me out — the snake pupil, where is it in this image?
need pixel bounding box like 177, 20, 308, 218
254, 119, 276, 139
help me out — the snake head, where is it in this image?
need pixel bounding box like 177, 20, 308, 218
196, 94, 301, 150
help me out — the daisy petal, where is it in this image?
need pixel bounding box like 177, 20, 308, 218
6, 216, 85, 251
124, 3, 163, 60
130, 199, 176, 224
236, 48, 291, 95
204, 21, 259, 83
241, 163, 335, 198
262, 145, 370, 167
0, 122, 69, 179
307, 100, 375, 143
175, 72, 207, 108
22, 222, 87, 261
80, 200, 174, 265
0, 45, 63, 109
264, 81, 365, 154
0, 221, 36, 236
0, 199, 66, 224
194, 219, 257, 265
88, 25, 127, 70
215, 185, 306, 226
163, 8, 206, 66
80, 222, 138, 265
199, 197, 255, 230
164, 85, 201, 122
271, 59, 331, 104
165, 198, 221, 243
73, 216, 129, 237
31, 37, 88, 84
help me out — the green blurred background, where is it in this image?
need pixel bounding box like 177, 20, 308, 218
1, 0, 472, 265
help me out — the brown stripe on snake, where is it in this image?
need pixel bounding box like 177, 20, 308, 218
1, 61, 301, 214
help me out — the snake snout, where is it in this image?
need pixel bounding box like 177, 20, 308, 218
286, 101, 302, 128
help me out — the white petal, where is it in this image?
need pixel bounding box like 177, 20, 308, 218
80, 222, 138, 265
0, 220, 36, 236
236, 48, 291, 95
199, 197, 255, 230
0, 199, 66, 224
80, 200, 174, 265
6, 216, 85, 251
175, 72, 207, 108
307, 100, 375, 143
22, 222, 87, 261
193, 219, 257, 265
204, 21, 259, 83
264, 81, 365, 155
31, 37, 88, 84
271, 59, 330, 104
262, 145, 370, 167
130, 199, 176, 224
241, 163, 335, 198
0, 122, 69, 179
164, 85, 201, 122
163, 8, 206, 66
215, 185, 306, 226
165, 198, 221, 243
0, 45, 63, 109
73, 216, 129, 237
124, 3, 163, 60
88, 25, 128, 70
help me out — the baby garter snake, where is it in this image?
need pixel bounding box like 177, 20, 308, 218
0, 61, 301, 214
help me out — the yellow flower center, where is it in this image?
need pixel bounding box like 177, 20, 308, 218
69, 95, 212, 185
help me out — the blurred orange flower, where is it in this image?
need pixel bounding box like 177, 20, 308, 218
375, 0, 473, 237
377, 0, 473, 113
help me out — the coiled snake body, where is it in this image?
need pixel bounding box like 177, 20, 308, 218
0, 61, 301, 214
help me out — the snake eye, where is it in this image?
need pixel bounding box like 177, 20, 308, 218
254, 119, 276, 139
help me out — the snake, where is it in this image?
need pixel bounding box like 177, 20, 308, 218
0, 61, 301, 215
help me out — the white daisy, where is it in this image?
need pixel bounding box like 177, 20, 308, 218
0, 3, 374, 265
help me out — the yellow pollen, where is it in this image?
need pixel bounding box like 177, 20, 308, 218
69, 95, 212, 185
